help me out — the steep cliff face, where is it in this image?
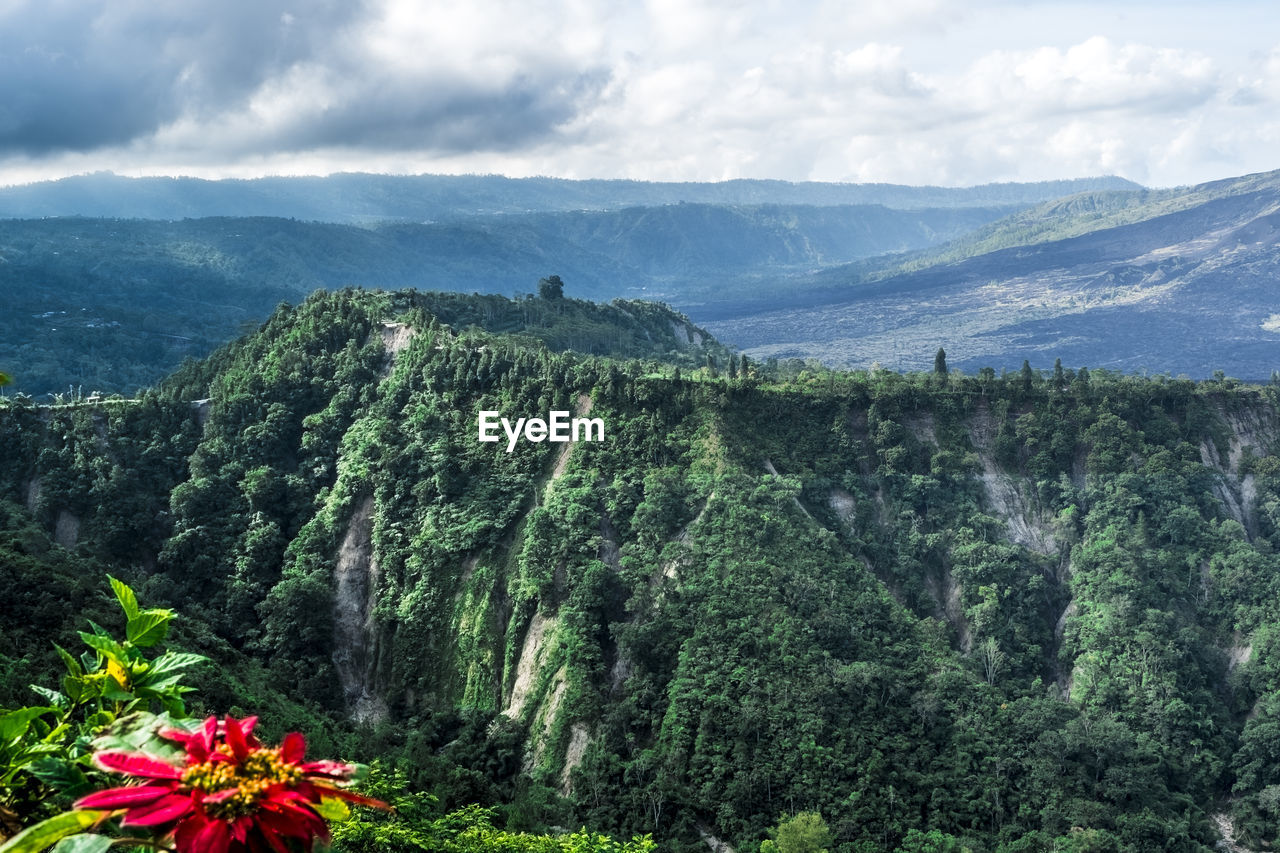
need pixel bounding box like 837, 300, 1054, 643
332, 496, 387, 724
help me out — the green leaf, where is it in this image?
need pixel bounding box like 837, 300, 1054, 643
315, 796, 351, 822
78, 633, 126, 664
107, 575, 139, 621
51, 835, 112, 853
100, 678, 133, 702
0, 372, 11, 387
140, 651, 208, 681
0, 707, 54, 742
54, 644, 83, 677
27, 757, 91, 797
30, 685, 70, 711
0, 810, 107, 853
125, 609, 173, 648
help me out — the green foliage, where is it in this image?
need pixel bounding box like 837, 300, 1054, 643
539, 276, 566, 300
762, 812, 832, 853
10, 288, 1280, 852
0, 577, 205, 835
332, 767, 652, 853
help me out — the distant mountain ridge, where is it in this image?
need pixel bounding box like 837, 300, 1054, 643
0, 171, 1142, 222
704, 168, 1280, 378
0, 203, 1024, 396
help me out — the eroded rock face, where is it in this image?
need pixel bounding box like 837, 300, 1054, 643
53, 509, 79, 549
332, 496, 387, 724
1199, 405, 1278, 540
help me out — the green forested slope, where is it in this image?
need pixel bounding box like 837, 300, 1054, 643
5, 290, 1280, 851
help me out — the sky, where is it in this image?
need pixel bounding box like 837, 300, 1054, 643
1, 0, 1279, 188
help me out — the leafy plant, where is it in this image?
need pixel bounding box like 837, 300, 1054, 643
0, 576, 207, 836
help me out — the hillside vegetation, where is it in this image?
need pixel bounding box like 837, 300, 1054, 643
6, 290, 1280, 851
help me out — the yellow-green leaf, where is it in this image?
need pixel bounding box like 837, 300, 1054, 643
0, 811, 107, 853
0, 707, 53, 742
125, 609, 172, 648
107, 576, 139, 621
51, 834, 111, 853
314, 796, 351, 822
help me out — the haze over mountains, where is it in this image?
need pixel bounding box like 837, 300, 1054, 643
4, 169, 1280, 394
0, 172, 1138, 222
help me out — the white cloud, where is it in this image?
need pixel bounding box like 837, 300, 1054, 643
2, 0, 1280, 187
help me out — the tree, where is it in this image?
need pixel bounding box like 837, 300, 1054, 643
934, 348, 948, 378
980, 636, 1006, 684
537, 275, 565, 300
762, 812, 832, 853
1020, 359, 1034, 393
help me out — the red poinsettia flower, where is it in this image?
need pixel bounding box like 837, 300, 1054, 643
74, 715, 387, 853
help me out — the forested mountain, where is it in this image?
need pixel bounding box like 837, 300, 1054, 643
705, 169, 1280, 379
0, 204, 1009, 397
0, 172, 1140, 222
6, 289, 1280, 851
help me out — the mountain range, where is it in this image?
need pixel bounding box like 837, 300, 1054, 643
0, 172, 1137, 222
704, 170, 1280, 379
5, 169, 1280, 397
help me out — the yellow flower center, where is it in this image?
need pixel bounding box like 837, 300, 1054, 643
180, 748, 304, 819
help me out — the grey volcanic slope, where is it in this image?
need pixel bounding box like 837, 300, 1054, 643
704, 174, 1280, 379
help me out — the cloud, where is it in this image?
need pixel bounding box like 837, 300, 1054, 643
0, 0, 365, 154
0, 0, 610, 160
0, 0, 1279, 187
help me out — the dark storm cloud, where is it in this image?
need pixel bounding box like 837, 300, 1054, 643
0, 0, 367, 154
265, 68, 613, 153
0, 0, 611, 160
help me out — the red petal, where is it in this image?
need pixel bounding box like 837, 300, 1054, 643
119, 792, 195, 827
173, 812, 209, 851
224, 715, 249, 762
300, 760, 353, 779
200, 716, 218, 754
279, 732, 306, 764
189, 816, 232, 853
254, 820, 292, 853
312, 785, 390, 810
93, 751, 184, 780
260, 799, 327, 838
76, 784, 175, 809
254, 808, 314, 842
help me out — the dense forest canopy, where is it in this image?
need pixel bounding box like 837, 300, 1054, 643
4, 288, 1280, 852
